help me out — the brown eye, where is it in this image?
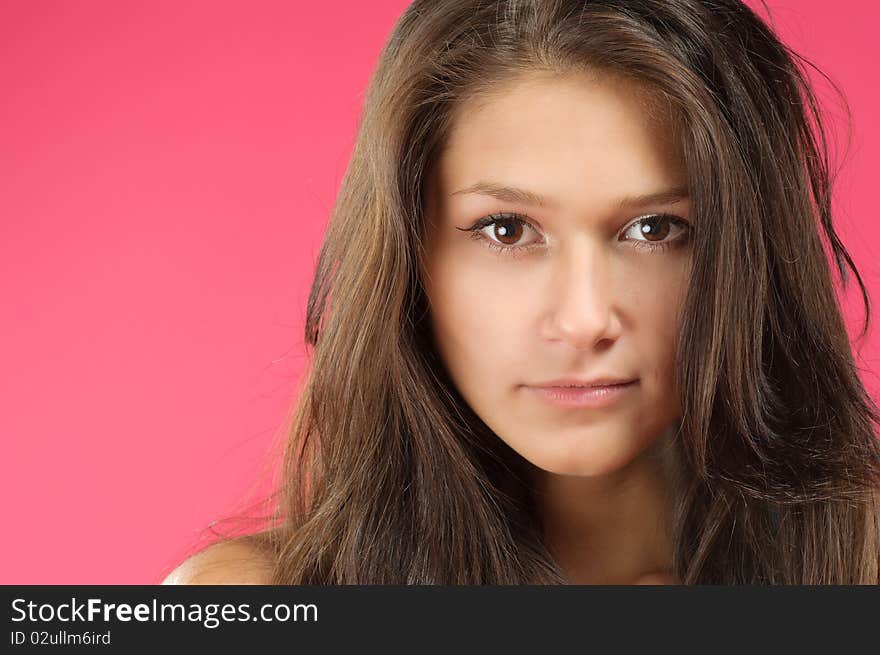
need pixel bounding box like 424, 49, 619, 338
456, 212, 542, 258
636, 216, 671, 241
621, 214, 690, 252
459, 212, 539, 248
490, 217, 525, 245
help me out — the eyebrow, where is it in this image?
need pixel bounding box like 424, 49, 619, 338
450, 180, 690, 210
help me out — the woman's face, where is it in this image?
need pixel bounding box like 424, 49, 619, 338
421, 70, 693, 477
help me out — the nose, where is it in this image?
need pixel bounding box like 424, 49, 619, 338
540, 239, 623, 350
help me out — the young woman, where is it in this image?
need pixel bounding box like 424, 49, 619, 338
164, 0, 880, 585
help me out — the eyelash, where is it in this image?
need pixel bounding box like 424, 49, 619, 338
459, 211, 691, 258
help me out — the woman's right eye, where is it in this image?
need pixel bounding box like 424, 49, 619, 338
456, 212, 543, 256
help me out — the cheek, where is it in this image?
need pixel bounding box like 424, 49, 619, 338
426, 257, 536, 389
626, 271, 687, 409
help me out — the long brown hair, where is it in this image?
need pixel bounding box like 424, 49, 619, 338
232, 0, 880, 583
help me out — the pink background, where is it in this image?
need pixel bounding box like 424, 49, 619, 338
2, 1, 878, 584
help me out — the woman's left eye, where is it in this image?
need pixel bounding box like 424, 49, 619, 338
621, 213, 691, 252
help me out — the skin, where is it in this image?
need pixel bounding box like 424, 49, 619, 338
161, 538, 272, 585
421, 69, 693, 584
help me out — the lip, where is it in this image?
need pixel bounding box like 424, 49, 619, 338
526, 380, 638, 409
534, 376, 638, 387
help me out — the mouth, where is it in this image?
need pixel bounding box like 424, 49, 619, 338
526, 380, 638, 410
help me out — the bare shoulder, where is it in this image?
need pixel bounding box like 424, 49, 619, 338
162, 538, 274, 585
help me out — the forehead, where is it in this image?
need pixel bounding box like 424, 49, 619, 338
430, 71, 685, 209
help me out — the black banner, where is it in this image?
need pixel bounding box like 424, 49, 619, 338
2, 585, 875, 650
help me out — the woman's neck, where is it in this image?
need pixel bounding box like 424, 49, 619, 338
530, 423, 682, 585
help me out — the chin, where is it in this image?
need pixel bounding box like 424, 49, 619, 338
527, 448, 637, 478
